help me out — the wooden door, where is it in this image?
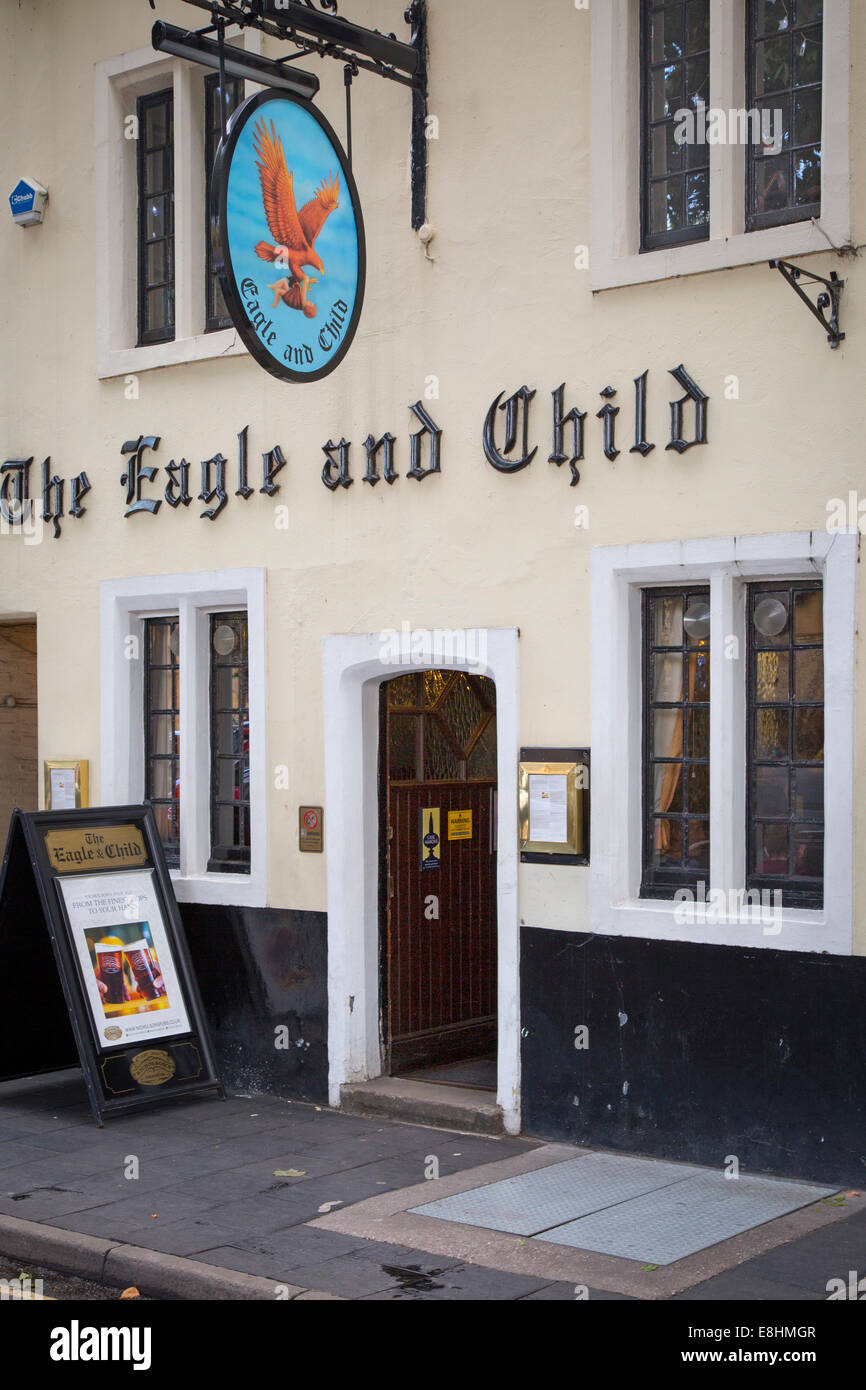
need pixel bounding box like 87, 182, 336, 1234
0, 624, 37, 828
380, 671, 497, 1073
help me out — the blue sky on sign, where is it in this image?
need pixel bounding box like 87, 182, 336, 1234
225, 96, 360, 372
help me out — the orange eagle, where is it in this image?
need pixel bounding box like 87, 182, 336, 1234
251, 117, 340, 315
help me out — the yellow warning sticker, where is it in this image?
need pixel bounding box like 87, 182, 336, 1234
448, 810, 473, 841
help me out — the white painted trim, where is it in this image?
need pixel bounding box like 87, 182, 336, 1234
590, 0, 851, 291
322, 630, 521, 1133
100, 568, 268, 908
590, 532, 857, 955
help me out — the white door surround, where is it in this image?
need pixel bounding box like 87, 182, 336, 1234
322, 630, 521, 1134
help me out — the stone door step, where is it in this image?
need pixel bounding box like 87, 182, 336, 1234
340, 1076, 505, 1135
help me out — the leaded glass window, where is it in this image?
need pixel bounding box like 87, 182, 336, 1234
205, 74, 244, 332
383, 673, 497, 783
746, 0, 822, 231
642, 587, 711, 896
641, 0, 711, 251
143, 617, 180, 867
747, 581, 823, 906
137, 89, 175, 345
208, 612, 251, 873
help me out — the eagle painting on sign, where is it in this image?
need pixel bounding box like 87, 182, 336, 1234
213, 90, 365, 384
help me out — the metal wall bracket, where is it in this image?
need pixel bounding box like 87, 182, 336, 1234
163, 0, 428, 226
768, 259, 845, 349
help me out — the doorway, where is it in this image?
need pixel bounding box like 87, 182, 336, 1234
0, 622, 38, 830
379, 670, 498, 1086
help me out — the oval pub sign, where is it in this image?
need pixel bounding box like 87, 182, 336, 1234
213, 90, 365, 384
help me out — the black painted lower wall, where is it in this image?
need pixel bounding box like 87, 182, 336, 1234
521, 926, 866, 1187
181, 905, 328, 1104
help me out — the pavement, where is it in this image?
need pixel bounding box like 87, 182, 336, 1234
0, 1068, 864, 1301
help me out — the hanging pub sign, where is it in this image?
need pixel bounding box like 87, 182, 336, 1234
0, 805, 223, 1126
212, 89, 366, 384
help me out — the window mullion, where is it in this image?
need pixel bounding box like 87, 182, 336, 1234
709, 0, 746, 241
173, 61, 203, 343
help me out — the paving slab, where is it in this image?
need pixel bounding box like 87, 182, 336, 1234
673, 1270, 826, 1301
269, 1249, 465, 1299
357, 1261, 558, 1301
47, 1189, 220, 1239
518, 1281, 635, 1301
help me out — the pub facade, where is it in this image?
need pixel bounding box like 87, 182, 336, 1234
1, 0, 864, 1184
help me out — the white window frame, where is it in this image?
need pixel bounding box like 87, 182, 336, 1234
94, 33, 261, 379
590, 531, 857, 954
590, 0, 851, 291
100, 568, 267, 907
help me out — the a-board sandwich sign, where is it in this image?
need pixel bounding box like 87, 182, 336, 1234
0, 805, 223, 1125
212, 88, 366, 384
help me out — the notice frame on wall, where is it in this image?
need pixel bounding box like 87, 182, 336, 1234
44, 759, 89, 811
518, 747, 590, 866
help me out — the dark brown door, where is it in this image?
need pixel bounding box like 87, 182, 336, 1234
0, 623, 37, 827
380, 671, 497, 1073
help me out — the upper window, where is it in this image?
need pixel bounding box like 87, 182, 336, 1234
591, 2, 846, 291
204, 74, 244, 333
641, 0, 711, 250
96, 47, 256, 378
137, 89, 175, 346
746, 0, 823, 231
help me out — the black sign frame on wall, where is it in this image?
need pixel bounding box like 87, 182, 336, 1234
0, 804, 224, 1126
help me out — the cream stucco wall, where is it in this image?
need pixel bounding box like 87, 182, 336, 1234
1, 1, 863, 946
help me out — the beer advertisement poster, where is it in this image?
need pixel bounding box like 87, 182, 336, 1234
59, 870, 192, 1050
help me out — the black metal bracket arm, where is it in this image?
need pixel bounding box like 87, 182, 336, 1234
154, 0, 428, 227
768, 259, 845, 350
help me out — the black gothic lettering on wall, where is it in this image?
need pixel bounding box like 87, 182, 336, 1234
321, 438, 353, 491
260, 445, 287, 496
549, 384, 586, 487
1, 457, 88, 537
164, 459, 192, 509
363, 432, 397, 486
69, 472, 91, 520
120, 436, 162, 517
0, 458, 33, 527
667, 364, 709, 453
199, 453, 229, 520
630, 371, 655, 457
235, 426, 253, 500
485, 367, 709, 480
41, 460, 65, 539
596, 386, 620, 462
483, 386, 537, 473
10, 367, 711, 538
407, 402, 442, 481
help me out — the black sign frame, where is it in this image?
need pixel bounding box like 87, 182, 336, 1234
0, 805, 224, 1126
211, 88, 367, 384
